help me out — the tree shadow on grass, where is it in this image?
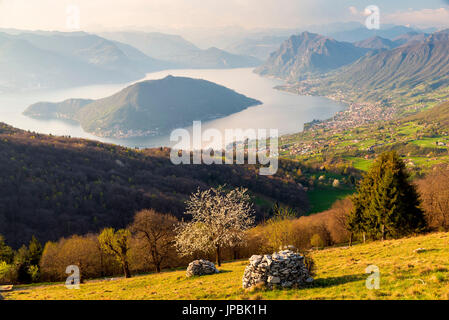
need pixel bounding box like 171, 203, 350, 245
415, 248, 440, 254
217, 270, 233, 274
310, 274, 365, 289
186, 269, 233, 280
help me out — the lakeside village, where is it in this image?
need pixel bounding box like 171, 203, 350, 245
277, 85, 449, 159
280, 99, 397, 155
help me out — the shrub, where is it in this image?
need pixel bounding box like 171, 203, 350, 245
0, 261, 17, 284
310, 234, 325, 248
28, 265, 40, 283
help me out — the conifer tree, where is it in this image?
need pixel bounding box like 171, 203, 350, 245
27, 236, 43, 267
348, 151, 426, 241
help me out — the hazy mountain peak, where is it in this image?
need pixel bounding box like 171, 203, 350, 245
255, 31, 369, 81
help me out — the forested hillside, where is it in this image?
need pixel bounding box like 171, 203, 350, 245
0, 123, 309, 248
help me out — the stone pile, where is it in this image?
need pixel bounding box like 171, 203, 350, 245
186, 259, 219, 277
242, 249, 314, 289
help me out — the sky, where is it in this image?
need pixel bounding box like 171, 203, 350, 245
0, 0, 448, 32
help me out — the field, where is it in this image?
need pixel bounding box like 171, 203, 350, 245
3, 232, 449, 300
307, 187, 354, 213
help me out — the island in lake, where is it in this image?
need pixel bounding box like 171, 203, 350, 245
24, 75, 262, 138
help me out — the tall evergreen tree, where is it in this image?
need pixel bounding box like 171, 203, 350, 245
348, 151, 426, 241
27, 236, 43, 267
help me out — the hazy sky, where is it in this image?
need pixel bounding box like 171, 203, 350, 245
0, 0, 448, 32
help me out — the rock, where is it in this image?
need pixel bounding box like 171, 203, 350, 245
268, 276, 281, 284
249, 255, 263, 267
186, 260, 219, 277
242, 249, 313, 289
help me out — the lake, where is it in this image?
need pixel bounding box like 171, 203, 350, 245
0, 68, 345, 149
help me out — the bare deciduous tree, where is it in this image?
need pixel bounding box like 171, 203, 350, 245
418, 165, 449, 230
130, 209, 178, 273
175, 186, 255, 266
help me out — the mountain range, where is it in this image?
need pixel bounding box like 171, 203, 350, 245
0, 29, 262, 92
99, 31, 261, 69
256, 29, 449, 102
222, 24, 429, 60
310, 30, 449, 100
0, 31, 167, 92
24, 76, 262, 138
327, 25, 429, 43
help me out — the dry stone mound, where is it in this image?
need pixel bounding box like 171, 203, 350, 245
186, 259, 219, 277
242, 249, 314, 289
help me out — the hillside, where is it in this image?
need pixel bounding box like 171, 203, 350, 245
24, 76, 262, 138
406, 100, 449, 129
255, 32, 369, 81
0, 123, 308, 248
4, 232, 449, 300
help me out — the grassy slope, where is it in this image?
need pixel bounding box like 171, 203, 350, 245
4, 232, 449, 300
307, 187, 354, 214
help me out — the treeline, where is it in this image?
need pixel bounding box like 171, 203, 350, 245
2, 152, 449, 284
247, 151, 449, 254
0, 123, 315, 248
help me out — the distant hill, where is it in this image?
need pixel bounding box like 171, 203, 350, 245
0, 33, 110, 91
225, 36, 287, 60
24, 99, 94, 120
0, 31, 168, 92
100, 31, 199, 60
354, 36, 397, 50
0, 123, 308, 248
255, 32, 369, 81
392, 32, 430, 47
24, 76, 262, 138
99, 31, 261, 68
328, 25, 422, 42
14, 31, 166, 76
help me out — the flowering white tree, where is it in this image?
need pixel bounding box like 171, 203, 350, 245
175, 186, 255, 266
